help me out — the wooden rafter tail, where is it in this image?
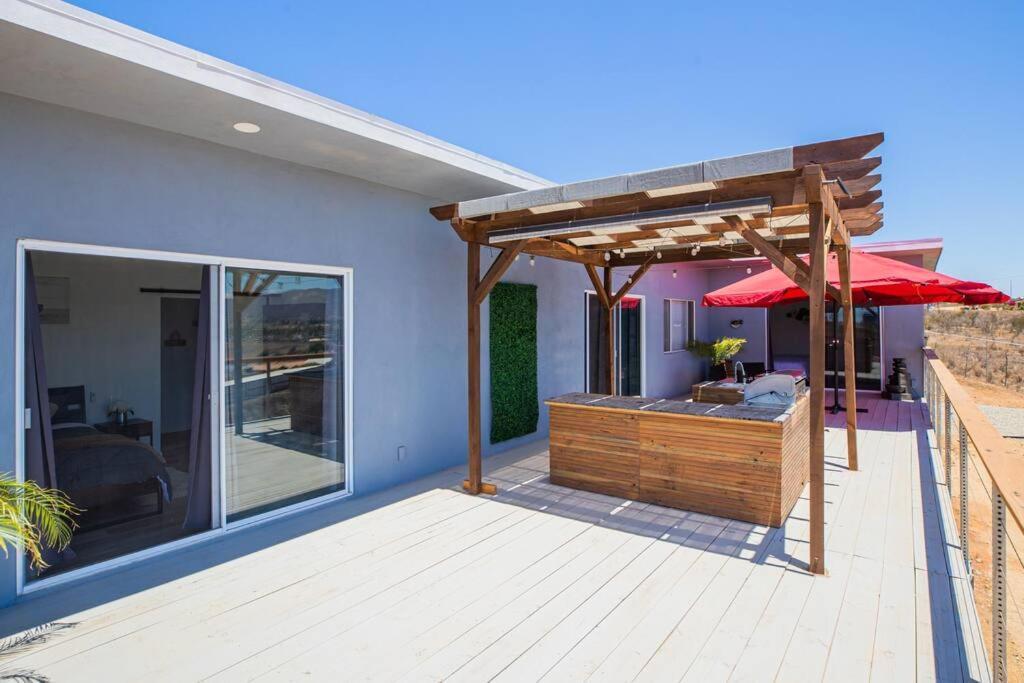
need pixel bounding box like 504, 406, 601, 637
838, 190, 881, 210
430, 203, 458, 221
823, 156, 882, 181
793, 132, 884, 167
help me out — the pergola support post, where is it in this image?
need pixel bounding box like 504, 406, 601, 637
603, 267, 616, 395
836, 244, 859, 470
805, 167, 828, 575
466, 241, 484, 494
463, 238, 528, 496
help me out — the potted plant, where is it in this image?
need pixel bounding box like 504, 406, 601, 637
0, 475, 77, 572
108, 400, 134, 426
689, 337, 746, 380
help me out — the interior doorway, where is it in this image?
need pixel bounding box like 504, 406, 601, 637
160, 297, 200, 470
585, 292, 645, 395
769, 300, 882, 390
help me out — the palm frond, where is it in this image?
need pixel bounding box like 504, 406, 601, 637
0, 475, 78, 570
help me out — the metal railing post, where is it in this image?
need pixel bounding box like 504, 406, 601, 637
993, 489, 1008, 683
959, 421, 970, 575
944, 397, 953, 490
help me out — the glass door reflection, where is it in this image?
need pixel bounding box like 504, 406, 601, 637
224, 269, 345, 522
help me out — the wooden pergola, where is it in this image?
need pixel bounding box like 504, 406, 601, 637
430, 132, 884, 575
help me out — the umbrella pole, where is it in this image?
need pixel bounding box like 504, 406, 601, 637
827, 299, 868, 414
828, 299, 842, 414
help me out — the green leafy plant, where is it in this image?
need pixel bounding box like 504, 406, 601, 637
489, 282, 538, 443
0, 475, 77, 571
688, 337, 747, 368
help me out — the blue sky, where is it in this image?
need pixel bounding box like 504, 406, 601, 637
75, 0, 1023, 295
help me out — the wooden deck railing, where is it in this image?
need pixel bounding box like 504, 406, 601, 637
924, 347, 1024, 682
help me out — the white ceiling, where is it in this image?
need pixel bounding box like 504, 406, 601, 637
0, 0, 551, 201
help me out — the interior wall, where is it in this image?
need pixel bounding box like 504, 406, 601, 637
702, 263, 772, 366
31, 252, 202, 451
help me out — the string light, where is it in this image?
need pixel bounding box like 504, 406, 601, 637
672, 269, 678, 279
754, 248, 761, 256
529, 255, 535, 267
656, 250, 663, 260
604, 251, 611, 262
746, 267, 752, 274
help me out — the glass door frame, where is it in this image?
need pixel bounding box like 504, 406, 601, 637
15, 240, 354, 595
218, 261, 354, 530
583, 290, 646, 396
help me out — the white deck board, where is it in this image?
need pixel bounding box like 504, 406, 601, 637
0, 395, 992, 682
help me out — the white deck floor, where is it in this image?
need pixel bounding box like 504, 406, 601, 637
0, 395, 990, 682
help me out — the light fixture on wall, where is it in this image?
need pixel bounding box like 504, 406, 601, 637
232, 122, 261, 133
730, 319, 744, 329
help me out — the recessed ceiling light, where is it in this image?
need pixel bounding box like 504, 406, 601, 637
233, 122, 261, 134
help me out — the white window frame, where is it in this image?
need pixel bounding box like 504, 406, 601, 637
663, 298, 695, 354
14, 239, 354, 596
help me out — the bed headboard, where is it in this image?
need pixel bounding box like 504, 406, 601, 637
48, 385, 86, 424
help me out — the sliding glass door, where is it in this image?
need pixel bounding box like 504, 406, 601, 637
20, 242, 354, 588
223, 268, 346, 523
585, 292, 644, 396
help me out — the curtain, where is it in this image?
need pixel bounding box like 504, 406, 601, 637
183, 267, 212, 531
24, 255, 57, 490
24, 254, 70, 570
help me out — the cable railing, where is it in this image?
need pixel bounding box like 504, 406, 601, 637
924, 347, 1024, 682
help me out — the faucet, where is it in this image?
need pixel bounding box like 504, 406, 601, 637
734, 361, 746, 384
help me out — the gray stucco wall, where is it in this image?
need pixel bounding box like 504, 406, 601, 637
0, 93, 713, 604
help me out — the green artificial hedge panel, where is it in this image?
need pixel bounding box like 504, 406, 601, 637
489, 281, 538, 443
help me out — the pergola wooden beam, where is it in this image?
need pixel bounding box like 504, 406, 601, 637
836, 243, 859, 471
604, 267, 615, 393
474, 240, 528, 306
721, 216, 842, 302
584, 263, 611, 309
440, 135, 872, 577
609, 261, 653, 309
464, 240, 529, 496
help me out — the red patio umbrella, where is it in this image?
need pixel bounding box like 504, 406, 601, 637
702, 249, 1009, 413
702, 250, 1009, 308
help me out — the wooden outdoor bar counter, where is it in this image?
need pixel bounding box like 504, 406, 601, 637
546, 392, 810, 527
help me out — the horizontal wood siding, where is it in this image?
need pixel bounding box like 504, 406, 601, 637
779, 395, 811, 524
548, 398, 810, 526
548, 405, 640, 500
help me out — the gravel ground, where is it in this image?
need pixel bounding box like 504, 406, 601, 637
980, 404, 1024, 439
